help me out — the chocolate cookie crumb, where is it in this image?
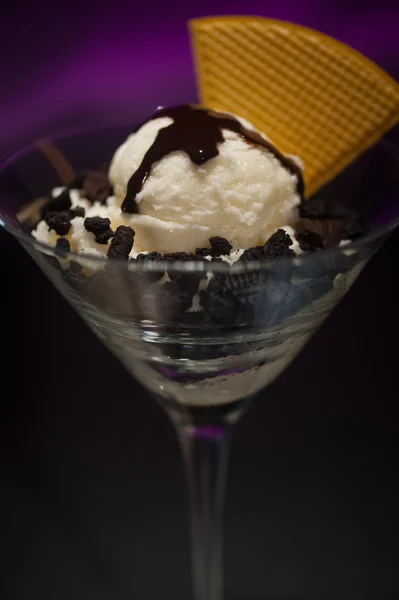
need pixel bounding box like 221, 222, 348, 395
225, 268, 267, 291
44, 206, 85, 236
239, 245, 265, 261
135, 252, 164, 282
195, 247, 211, 257
84, 216, 111, 234
95, 230, 114, 244
136, 252, 162, 261
63, 261, 87, 287
239, 229, 295, 262
107, 226, 135, 259
44, 210, 73, 236
84, 216, 114, 244
163, 252, 198, 261
296, 223, 324, 252
70, 207, 85, 218
200, 278, 243, 325
163, 252, 205, 284
40, 190, 72, 217
55, 237, 71, 256
209, 237, 232, 257
263, 229, 296, 259
298, 218, 345, 249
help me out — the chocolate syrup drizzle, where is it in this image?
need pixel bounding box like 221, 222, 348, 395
122, 105, 304, 214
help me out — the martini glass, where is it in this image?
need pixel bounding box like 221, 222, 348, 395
1, 122, 399, 600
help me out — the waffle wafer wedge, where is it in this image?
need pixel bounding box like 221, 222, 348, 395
189, 16, 399, 196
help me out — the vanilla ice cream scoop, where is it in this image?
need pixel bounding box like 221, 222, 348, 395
109, 105, 304, 253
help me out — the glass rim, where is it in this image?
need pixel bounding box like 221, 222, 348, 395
1, 121, 399, 274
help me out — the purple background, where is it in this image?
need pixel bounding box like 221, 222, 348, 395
1, 1, 398, 153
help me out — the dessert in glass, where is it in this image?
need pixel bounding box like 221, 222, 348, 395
1, 16, 399, 600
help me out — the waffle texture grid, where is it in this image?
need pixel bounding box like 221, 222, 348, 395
190, 16, 399, 196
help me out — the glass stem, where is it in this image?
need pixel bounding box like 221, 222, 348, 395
176, 422, 233, 600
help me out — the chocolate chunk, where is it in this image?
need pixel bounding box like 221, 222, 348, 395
44, 210, 73, 236
263, 229, 296, 259
209, 236, 232, 257
298, 218, 345, 249
82, 170, 113, 204
40, 189, 72, 217
107, 225, 135, 259
295, 223, 324, 252
55, 237, 71, 256
84, 216, 114, 244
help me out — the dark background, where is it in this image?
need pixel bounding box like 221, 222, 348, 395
1, 2, 399, 599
